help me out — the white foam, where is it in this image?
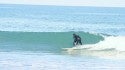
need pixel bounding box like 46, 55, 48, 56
64, 36, 125, 59
88, 36, 125, 51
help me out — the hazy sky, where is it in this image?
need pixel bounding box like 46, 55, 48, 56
0, 0, 125, 7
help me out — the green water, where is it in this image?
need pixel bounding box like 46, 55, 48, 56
0, 31, 104, 52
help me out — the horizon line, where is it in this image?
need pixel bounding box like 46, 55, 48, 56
0, 3, 125, 8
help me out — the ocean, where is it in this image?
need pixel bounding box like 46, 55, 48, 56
0, 4, 125, 70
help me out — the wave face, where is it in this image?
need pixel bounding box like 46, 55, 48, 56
0, 31, 104, 52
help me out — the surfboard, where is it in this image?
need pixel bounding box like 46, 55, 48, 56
62, 45, 91, 50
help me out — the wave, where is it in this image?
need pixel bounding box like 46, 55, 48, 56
1, 31, 125, 59
67, 36, 125, 52
0, 31, 104, 52
64, 36, 125, 59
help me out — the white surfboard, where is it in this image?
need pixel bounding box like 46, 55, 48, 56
62, 45, 91, 50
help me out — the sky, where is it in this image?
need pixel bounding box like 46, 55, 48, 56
0, 0, 125, 7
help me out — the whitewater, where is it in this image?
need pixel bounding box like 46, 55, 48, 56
0, 4, 125, 70
65, 36, 125, 59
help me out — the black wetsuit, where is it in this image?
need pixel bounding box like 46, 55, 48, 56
73, 34, 82, 46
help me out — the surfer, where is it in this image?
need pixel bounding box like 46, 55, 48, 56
73, 33, 82, 46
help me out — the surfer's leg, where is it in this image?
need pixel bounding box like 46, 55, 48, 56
73, 39, 78, 46
73, 41, 77, 46
80, 41, 82, 45
78, 40, 82, 45
76, 41, 78, 45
